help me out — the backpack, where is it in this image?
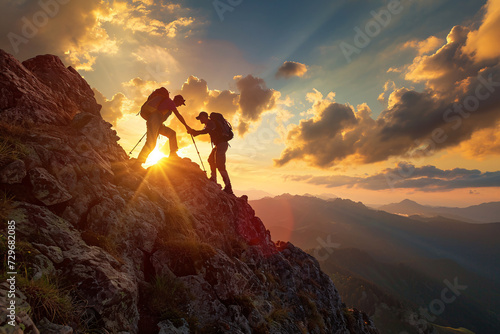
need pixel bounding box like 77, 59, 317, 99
139, 87, 170, 120
210, 112, 234, 142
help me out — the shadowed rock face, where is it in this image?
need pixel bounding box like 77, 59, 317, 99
0, 49, 378, 334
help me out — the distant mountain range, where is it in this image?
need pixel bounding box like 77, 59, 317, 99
375, 199, 500, 223
233, 188, 274, 200
251, 194, 500, 333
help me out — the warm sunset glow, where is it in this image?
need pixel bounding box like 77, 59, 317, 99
3, 0, 496, 206
144, 147, 166, 168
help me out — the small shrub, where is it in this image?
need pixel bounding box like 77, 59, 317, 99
0, 137, 28, 166
18, 275, 74, 324
298, 290, 326, 333
0, 236, 37, 280
267, 305, 291, 323
161, 203, 197, 241
147, 274, 194, 324
157, 238, 216, 276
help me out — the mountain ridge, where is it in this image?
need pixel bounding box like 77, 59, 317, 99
0, 50, 378, 333
250, 194, 500, 333
377, 198, 500, 223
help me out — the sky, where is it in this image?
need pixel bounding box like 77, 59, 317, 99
1, 0, 500, 206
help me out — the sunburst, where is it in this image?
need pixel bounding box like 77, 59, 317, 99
143, 147, 166, 168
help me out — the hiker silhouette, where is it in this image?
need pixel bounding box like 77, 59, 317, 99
135, 88, 191, 165
189, 111, 234, 195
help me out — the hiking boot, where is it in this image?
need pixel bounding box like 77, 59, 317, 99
209, 176, 217, 183
223, 185, 234, 195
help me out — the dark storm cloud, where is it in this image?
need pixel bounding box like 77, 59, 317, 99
276, 20, 500, 168
286, 163, 500, 192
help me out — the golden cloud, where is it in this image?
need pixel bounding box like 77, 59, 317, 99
0, 0, 196, 72
402, 36, 444, 55
463, 0, 500, 62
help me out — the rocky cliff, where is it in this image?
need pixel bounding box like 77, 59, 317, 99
0, 49, 378, 334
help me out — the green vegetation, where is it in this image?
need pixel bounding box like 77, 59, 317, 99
0, 236, 38, 280
146, 274, 196, 327
18, 275, 74, 324
0, 123, 30, 166
266, 301, 291, 324
298, 290, 326, 333
0, 190, 15, 223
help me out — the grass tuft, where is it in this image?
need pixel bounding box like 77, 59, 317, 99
147, 274, 196, 327
18, 275, 74, 324
0, 190, 15, 222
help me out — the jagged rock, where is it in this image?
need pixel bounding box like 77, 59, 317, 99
11, 202, 140, 333
36, 318, 73, 334
0, 50, 379, 334
0, 159, 26, 184
28, 167, 72, 205
157, 319, 190, 334
0, 50, 98, 125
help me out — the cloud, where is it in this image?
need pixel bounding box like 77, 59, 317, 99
377, 80, 396, 104
0, 0, 196, 71
452, 121, 500, 159
234, 75, 280, 135
276, 6, 500, 168
93, 88, 127, 126
463, 0, 500, 62
0, 0, 118, 71
133, 45, 180, 82
285, 163, 500, 192
404, 26, 478, 94
177, 75, 279, 137
402, 36, 444, 55
206, 90, 239, 116
275, 61, 308, 79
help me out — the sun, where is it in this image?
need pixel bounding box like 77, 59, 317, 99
144, 147, 166, 168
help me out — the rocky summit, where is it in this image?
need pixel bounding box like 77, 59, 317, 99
0, 49, 378, 334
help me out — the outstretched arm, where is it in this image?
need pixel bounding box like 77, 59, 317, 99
172, 108, 191, 131
189, 121, 215, 137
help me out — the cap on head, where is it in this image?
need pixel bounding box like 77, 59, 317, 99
173, 95, 186, 106
196, 111, 209, 120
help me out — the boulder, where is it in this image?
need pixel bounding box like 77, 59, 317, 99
0, 159, 26, 184
28, 167, 72, 205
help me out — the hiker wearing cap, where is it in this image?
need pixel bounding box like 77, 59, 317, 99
136, 91, 191, 165
189, 111, 233, 195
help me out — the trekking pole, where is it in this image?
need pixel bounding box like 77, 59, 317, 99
190, 134, 206, 172
129, 132, 147, 155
